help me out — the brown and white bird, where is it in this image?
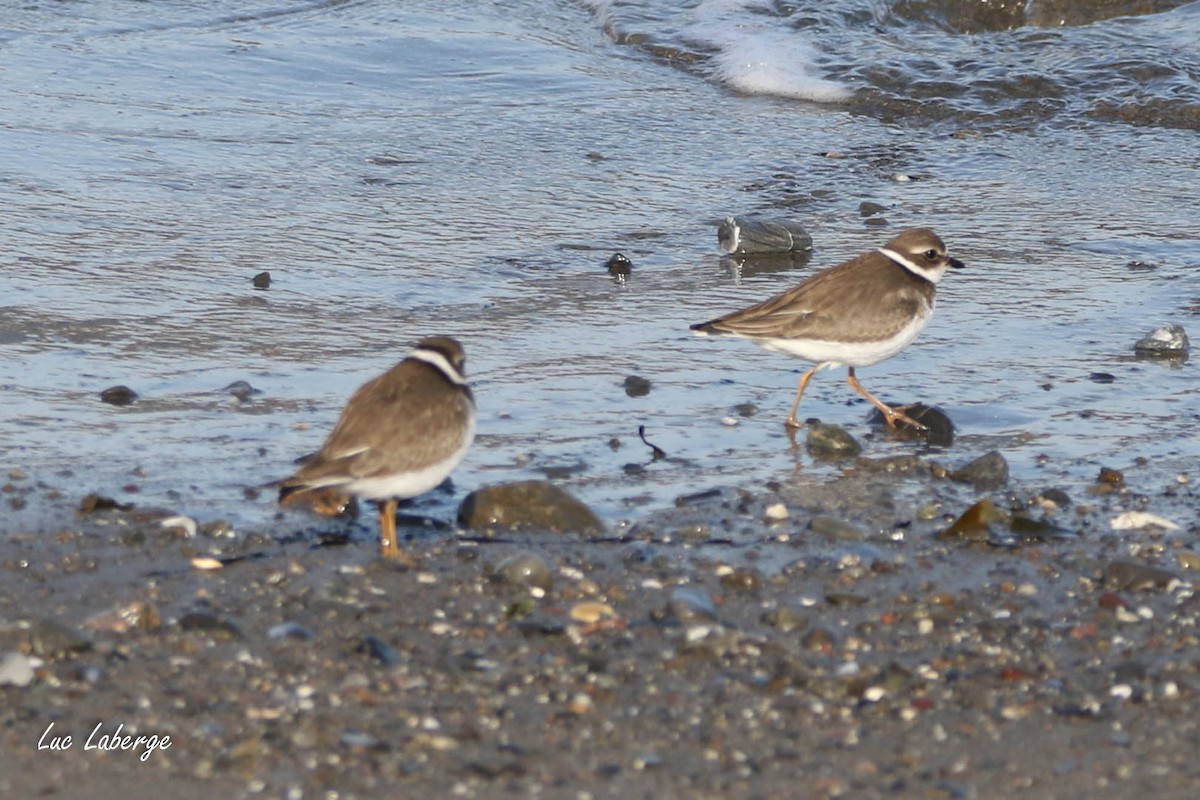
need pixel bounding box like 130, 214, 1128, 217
278, 336, 475, 561
691, 227, 964, 429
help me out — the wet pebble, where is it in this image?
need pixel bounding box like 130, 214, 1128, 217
1133, 323, 1189, 355
29, 619, 91, 659
805, 422, 862, 459
99, 385, 138, 406
358, 636, 401, 666
950, 450, 1008, 490
623, 375, 652, 397
252, 271, 271, 289
0, 652, 36, 687
717, 215, 812, 254
178, 611, 243, 640
661, 586, 717, 626
223, 380, 262, 401
939, 498, 1008, 541
268, 622, 315, 641
809, 514, 866, 541
1103, 560, 1180, 591
717, 566, 761, 593
868, 403, 954, 446
570, 601, 617, 624
605, 252, 632, 277
458, 480, 604, 534
491, 552, 554, 591
762, 607, 808, 633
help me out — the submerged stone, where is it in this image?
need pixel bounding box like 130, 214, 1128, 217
458, 480, 604, 534
1133, 323, 1189, 356
805, 422, 862, 459
491, 552, 554, 591
867, 403, 955, 447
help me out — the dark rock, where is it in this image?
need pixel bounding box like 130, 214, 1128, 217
950, 451, 1008, 490
661, 586, 717, 626
78, 493, 134, 514
252, 271, 271, 289
1133, 323, 1189, 355
805, 422, 862, 459
457, 480, 603, 534
939, 499, 1008, 541
178, 612, 243, 640
867, 404, 955, 446
1088, 372, 1116, 384
858, 201, 887, 217
1104, 560, 1179, 591
623, 375, 652, 398
100, 385, 138, 406
223, 380, 262, 401
29, 620, 91, 659
605, 253, 632, 278
358, 635, 401, 666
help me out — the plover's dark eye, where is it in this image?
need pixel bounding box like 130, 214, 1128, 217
923, 249, 939, 260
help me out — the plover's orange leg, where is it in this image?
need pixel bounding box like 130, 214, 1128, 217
377, 499, 417, 564
846, 368, 927, 430
785, 366, 821, 428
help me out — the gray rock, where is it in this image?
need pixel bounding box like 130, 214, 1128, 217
458, 480, 604, 534
491, 552, 554, 591
718, 216, 813, 255
1133, 323, 1189, 356
29, 619, 91, 659
950, 450, 1009, 490
805, 422, 862, 459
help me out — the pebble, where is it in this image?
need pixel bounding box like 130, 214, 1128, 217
939, 499, 1008, 541
161, 515, 198, 538
763, 503, 789, 521
569, 601, 617, 624
717, 215, 812, 255
1103, 560, 1179, 591
623, 375, 651, 397
1111, 511, 1180, 531
458, 480, 604, 534
949, 450, 1009, 490
805, 422, 862, 459
491, 552, 554, 591
664, 586, 717, 625
809, 515, 866, 541
1133, 323, 1189, 355
605, 252, 632, 278
252, 271, 271, 289
29, 619, 91, 659
268, 622, 315, 641
0, 652, 36, 687
223, 380, 262, 401
99, 385, 138, 406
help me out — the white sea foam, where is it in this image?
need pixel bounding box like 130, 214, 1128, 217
684, 0, 852, 103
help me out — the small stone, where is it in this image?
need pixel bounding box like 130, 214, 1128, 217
1133, 323, 1189, 355
950, 451, 1008, 490
762, 607, 808, 633
859, 201, 887, 217
939, 499, 1009, 541
100, 385, 138, 406
809, 515, 866, 541
1111, 511, 1180, 531
1103, 560, 1179, 591
717, 216, 812, 255
733, 403, 758, 417
569, 602, 617, 624
358, 636, 401, 666
605, 253, 632, 277
458, 481, 603, 534
252, 271, 271, 289
623, 375, 652, 398
717, 567, 761, 593
1089, 372, 1116, 384
29, 620, 91, 659
0, 652, 36, 687
663, 586, 717, 625
491, 552, 554, 591
178, 612, 243, 640
1176, 551, 1200, 571
805, 422, 862, 459
191, 557, 224, 571
224, 380, 262, 401
268, 622, 315, 641
764, 503, 789, 521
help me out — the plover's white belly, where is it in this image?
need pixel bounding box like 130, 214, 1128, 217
762, 307, 932, 368
343, 417, 476, 501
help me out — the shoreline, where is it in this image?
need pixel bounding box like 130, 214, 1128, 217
2, 451, 1197, 799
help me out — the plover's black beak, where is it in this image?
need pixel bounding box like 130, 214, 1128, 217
948, 257, 965, 270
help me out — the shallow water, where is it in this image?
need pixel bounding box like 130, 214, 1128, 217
1, 0, 1197, 535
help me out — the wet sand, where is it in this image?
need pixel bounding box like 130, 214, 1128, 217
2, 450, 1197, 799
